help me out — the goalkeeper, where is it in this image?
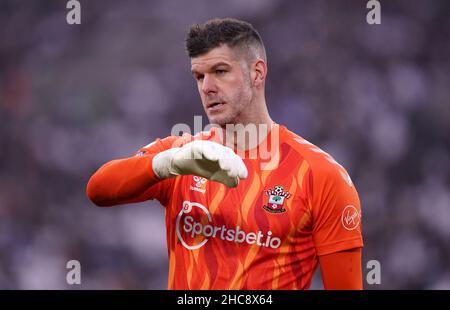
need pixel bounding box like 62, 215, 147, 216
87, 18, 364, 290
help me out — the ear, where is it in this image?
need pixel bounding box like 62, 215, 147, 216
251, 59, 267, 87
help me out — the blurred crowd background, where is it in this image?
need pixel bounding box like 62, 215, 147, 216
0, 0, 449, 289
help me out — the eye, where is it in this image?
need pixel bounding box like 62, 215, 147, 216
215, 69, 227, 75
195, 74, 204, 81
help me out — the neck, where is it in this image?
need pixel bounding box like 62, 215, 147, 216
220, 97, 274, 151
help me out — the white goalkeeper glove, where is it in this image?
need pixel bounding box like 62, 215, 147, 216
152, 140, 248, 187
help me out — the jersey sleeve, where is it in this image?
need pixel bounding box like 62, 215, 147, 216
86, 135, 186, 207
310, 163, 363, 256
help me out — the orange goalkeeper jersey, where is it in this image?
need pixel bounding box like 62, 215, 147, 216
87, 124, 363, 290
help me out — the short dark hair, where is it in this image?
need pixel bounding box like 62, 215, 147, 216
185, 18, 266, 60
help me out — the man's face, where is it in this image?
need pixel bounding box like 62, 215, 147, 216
191, 45, 253, 127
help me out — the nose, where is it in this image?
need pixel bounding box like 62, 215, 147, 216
201, 74, 217, 95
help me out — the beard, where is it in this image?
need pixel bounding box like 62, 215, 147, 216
205, 84, 253, 128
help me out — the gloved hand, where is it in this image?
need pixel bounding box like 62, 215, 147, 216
152, 140, 248, 187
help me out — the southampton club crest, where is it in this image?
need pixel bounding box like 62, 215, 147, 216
263, 185, 291, 214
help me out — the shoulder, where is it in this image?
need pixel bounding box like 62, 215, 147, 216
280, 125, 354, 188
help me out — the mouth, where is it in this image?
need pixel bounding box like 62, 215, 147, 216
206, 101, 226, 111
